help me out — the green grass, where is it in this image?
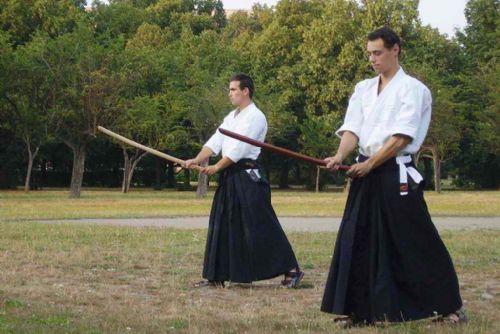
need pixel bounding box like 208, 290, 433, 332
0, 222, 499, 333
0, 189, 499, 221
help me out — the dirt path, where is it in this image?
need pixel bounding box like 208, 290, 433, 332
41, 216, 500, 232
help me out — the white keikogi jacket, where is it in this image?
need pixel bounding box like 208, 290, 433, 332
204, 102, 267, 176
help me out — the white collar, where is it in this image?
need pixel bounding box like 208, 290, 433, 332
234, 102, 255, 118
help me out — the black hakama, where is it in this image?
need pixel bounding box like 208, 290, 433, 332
321, 155, 462, 323
202, 159, 299, 283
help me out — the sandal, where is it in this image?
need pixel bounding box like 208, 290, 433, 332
433, 308, 468, 324
281, 270, 304, 289
194, 280, 225, 288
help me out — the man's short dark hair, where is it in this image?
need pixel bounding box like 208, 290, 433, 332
368, 27, 401, 54
230, 73, 254, 98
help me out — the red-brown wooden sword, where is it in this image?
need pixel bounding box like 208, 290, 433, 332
219, 128, 350, 171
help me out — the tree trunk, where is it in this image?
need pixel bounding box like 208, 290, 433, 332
121, 148, 131, 193
41, 159, 48, 188
196, 158, 209, 198
121, 147, 147, 193
125, 154, 145, 192
278, 159, 290, 189
414, 151, 421, 167
69, 143, 87, 198
25, 155, 35, 192
183, 168, 190, 188
421, 144, 442, 193
430, 145, 442, 193
23, 136, 40, 193
166, 162, 176, 188
315, 166, 320, 193
154, 159, 164, 190
294, 163, 301, 184
423, 158, 433, 189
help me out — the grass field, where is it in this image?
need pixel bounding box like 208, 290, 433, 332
0, 189, 499, 333
0, 222, 499, 333
0, 189, 499, 221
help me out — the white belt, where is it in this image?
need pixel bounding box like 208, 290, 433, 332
396, 155, 423, 195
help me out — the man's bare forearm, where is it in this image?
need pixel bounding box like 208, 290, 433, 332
214, 156, 234, 171
336, 131, 359, 160
199, 156, 234, 175
365, 135, 412, 169
193, 146, 215, 164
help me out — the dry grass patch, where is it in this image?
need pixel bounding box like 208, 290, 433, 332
0, 222, 498, 333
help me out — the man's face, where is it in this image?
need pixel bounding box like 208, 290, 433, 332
228, 80, 248, 106
366, 38, 399, 74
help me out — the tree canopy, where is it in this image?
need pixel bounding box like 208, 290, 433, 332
1, 0, 498, 195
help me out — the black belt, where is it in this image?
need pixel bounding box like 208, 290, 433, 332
357, 154, 414, 172
232, 158, 259, 170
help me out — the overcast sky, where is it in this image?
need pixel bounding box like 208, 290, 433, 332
86, 0, 468, 37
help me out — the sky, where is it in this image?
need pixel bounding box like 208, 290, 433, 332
86, 0, 468, 37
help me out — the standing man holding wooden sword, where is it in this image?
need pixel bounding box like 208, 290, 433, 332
320, 27, 465, 327
185, 73, 304, 288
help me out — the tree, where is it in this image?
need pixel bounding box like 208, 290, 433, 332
118, 22, 196, 192
299, 113, 342, 190
146, 0, 195, 30
42, 24, 120, 198
453, 0, 499, 188
5, 34, 56, 192
244, 0, 324, 188
170, 28, 238, 196
0, 31, 18, 188
112, 97, 154, 193
113, 42, 168, 193
126, 22, 171, 49
404, 26, 466, 192
294, 0, 365, 187
460, 0, 499, 63
0, 0, 86, 46
92, 0, 147, 40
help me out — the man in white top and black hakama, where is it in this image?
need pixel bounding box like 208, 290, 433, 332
186, 74, 303, 288
321, 27, 466, 326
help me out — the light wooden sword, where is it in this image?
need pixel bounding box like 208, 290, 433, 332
97, 126, 202, 171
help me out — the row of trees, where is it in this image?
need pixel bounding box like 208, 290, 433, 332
0, 0, 498, 197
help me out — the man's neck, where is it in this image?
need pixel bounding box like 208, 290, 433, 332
235, 100, 252, 115
380, 64, 400, 85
